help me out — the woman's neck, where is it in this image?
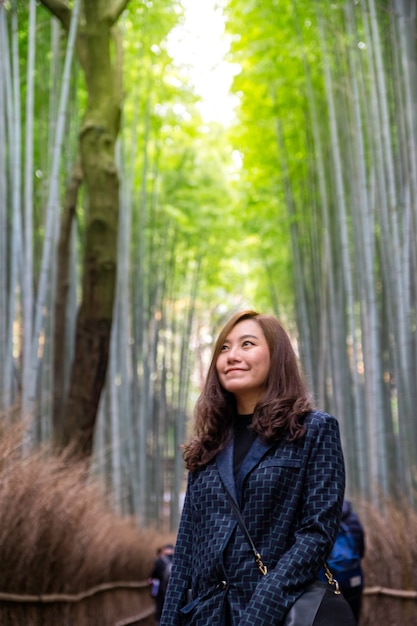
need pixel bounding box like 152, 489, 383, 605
236, 396, 257, 415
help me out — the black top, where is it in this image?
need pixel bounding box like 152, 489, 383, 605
233, 414, 256, 479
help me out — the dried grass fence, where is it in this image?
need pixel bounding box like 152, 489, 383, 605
0, 421, 172, 626
359, 498, 417, 625
1, 420, 417, 625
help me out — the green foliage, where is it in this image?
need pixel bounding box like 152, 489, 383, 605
223, 0, 319, 314
4, 0, 417, 518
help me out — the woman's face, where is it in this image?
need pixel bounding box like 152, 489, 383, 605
216, 318, 271, 414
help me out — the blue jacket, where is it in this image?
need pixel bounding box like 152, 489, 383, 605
341, 500, 365, 559
160, 410, 345, 626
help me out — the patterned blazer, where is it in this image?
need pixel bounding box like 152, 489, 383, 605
160, 410, 345, 626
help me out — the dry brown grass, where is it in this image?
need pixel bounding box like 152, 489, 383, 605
1, 418, 417, 625
356, 498, 417, 626
0, 421, 174, 625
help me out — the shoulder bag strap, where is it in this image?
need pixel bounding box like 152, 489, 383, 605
226, 489, 340, 593
225, 490, 268, 575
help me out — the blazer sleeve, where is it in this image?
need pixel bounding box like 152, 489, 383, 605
159, 474, 193, 626
238, 412, 345, 626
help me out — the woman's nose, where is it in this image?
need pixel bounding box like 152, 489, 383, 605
226, 346, 241, 361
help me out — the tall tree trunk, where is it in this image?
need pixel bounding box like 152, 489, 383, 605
21, 0, 36, 424
4, 1, 23, 410
40, 0, 130, 458
0, 3, 14, 409
25, 0, 80, 447
52, 160, 82, 428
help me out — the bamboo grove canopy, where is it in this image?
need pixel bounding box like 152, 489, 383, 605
0, 0, 416, 529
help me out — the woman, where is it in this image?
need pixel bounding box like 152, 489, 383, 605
160, 310, 346, 626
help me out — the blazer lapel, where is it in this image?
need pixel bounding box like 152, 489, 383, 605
216, 441, 237, 502
217, 437, 274, 505
236, 438, 273, 503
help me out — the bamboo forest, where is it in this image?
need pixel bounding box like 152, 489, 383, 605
1, 0, 417, 552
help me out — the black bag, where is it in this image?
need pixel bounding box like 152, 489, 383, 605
226, 491, 357, 626
284, 579, 356, 626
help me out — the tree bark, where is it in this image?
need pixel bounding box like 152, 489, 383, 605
53, 160, 82, 429
40, 0, 130, 458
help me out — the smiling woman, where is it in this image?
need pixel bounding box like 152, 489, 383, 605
160, 309, 348, 626
167, 0, 239, 125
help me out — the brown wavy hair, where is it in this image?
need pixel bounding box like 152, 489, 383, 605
183, 310, 313, 471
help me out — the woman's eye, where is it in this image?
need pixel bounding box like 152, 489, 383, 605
220, 344, 229, 352
242, 340, 254, 347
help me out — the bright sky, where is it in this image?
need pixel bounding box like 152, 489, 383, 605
167, 0, 240, 125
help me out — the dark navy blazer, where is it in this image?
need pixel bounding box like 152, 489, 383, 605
160, 410, 345, 626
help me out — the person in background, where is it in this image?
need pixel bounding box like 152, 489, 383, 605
339, 500, 366, 623
160, 310, 351, 626
149, 543, 175, 625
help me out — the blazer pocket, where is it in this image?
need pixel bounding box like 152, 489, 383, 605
259, 457, 302, 468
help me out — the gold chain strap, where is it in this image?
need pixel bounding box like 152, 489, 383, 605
324, 563, 341, 594
255, 552, 268, 575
